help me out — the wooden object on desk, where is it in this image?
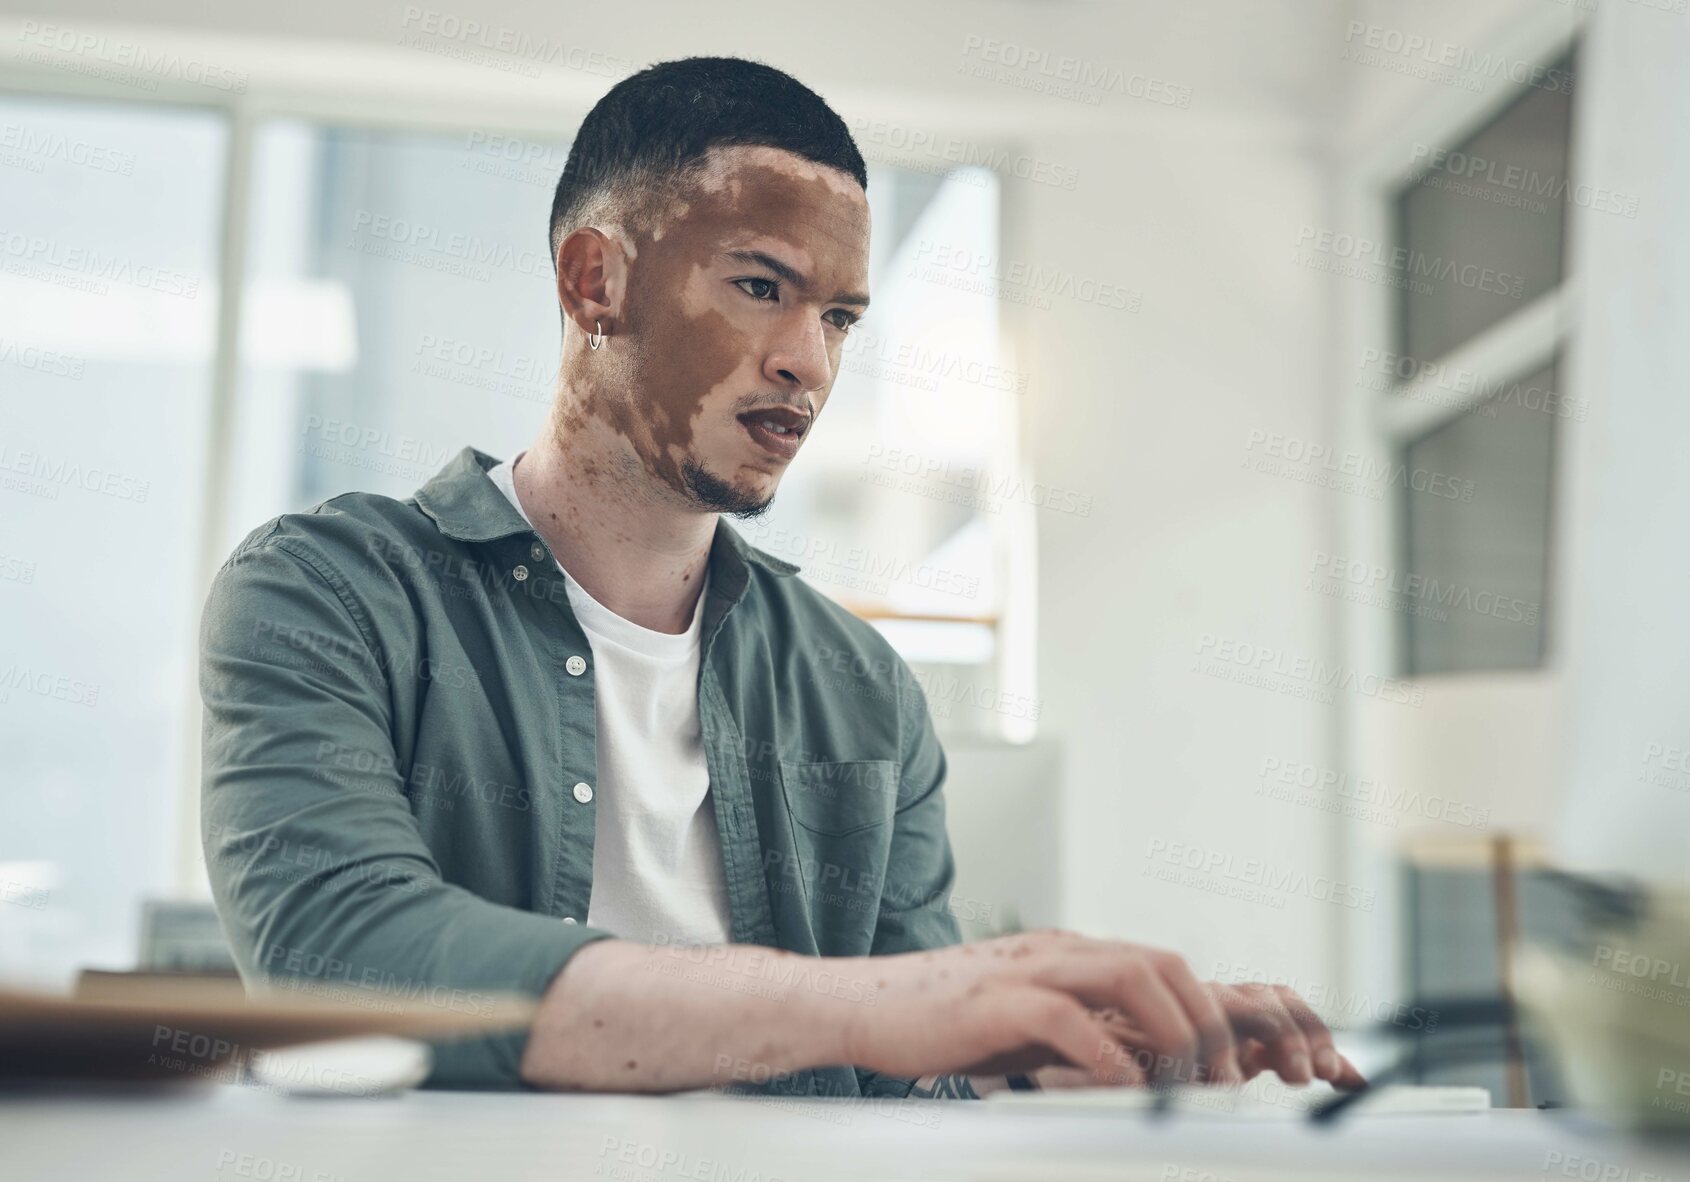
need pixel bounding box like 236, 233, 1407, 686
0, 974, 534, 1082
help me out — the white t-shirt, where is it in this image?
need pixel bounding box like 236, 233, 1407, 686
487, 453, 732, 947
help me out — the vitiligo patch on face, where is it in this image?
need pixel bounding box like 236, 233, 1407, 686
575, 147, 871, 501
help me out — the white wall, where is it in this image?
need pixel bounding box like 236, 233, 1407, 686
1552, 2, 1690, 886
1019, 120, 1343, 984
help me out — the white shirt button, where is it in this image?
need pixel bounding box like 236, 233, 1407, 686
572, 781, 593, 803
566, 655, 587, 676
512, 564, 529, 582
561, 916, 577, 925
530, 542, 546, 562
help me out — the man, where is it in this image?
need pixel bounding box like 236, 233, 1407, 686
201, 55, 1363, 1099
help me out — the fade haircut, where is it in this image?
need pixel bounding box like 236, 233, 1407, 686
546, 56, 868, 335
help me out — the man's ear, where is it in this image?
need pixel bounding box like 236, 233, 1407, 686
556, 226, 624, 342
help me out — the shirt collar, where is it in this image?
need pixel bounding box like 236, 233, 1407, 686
413, 445, 802, 580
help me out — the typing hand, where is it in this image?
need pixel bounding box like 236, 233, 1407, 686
839, 930, 1246, 1088
1019, 987, 1367, 1090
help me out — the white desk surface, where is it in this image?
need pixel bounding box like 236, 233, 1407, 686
4, 1085, 1689, 1182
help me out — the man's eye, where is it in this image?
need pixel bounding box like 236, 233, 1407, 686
736, 277, 859, 333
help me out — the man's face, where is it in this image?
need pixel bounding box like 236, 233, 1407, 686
592, 145, 871, 516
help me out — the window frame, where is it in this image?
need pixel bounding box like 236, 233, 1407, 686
1328, 6, 1588, 1050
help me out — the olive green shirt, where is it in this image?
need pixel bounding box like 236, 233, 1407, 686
199, 446, 962, 1093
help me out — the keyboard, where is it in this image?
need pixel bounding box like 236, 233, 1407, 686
986, 1082, 1491, 1119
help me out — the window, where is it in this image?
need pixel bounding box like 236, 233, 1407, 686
738, 166, 1016, 727
1399, 358, 1557, 674
0, 95, 227, 986
1385, 50, 1575, 676
221, 121, 571, 554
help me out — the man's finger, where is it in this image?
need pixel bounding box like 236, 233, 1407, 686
1151, 953, 1243, 1085
1272, 984, 1342, 1083
1219, 983, 1313, 1084
999, 986, 1146, 1087
1332, 1051, 1368, 1090
1039, 951, 1207, 1084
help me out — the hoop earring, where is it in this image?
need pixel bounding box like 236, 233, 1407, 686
588, 320, 604, 350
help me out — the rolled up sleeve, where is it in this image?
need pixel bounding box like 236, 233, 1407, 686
199, 529, 611, 1089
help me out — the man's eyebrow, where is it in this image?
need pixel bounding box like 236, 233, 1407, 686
721, 249, 870, 309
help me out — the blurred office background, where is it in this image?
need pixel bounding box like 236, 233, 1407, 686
2, 0, 1686, 1102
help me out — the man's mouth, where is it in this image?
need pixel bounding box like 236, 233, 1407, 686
737, 406, 810, 461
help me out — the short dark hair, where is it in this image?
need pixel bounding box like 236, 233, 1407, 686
547, 56, 868, 279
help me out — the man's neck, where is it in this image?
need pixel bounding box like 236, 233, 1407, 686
511, 422, 716, 636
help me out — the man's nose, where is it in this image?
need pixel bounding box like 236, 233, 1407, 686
763, 313, 833, 394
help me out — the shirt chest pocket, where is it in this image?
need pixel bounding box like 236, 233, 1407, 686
778, 759, 900, 836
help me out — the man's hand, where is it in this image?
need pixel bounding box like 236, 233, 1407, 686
839, 931, 1362, 1090
519, 929, 1365, 1094
1020, 984, 1366, 1091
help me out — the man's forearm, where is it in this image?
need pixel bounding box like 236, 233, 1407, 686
518, 939, 861, 1091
